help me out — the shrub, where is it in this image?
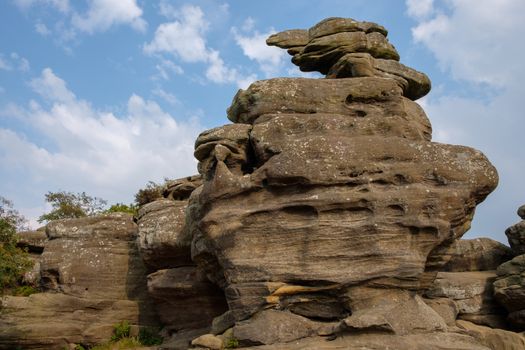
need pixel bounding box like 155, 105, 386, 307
104, 203, 138, 216
13, 285, 39, 296
111, 320, 131, 342
138, 327, 163, 345
38, 191, 107, 223
134, 181, 164, 206
0, 196, 33, 295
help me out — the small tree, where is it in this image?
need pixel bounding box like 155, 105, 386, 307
134, 181, 164, 206
38, 191, 107, 223
105, 203, 138, 216
0, 196, 33, 294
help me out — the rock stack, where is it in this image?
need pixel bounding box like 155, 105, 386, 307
2, 17, 525, 350
183, 17, 514, 349
494, 205, 525, 330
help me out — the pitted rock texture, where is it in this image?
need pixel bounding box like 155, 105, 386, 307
426, 238, 514, 273
1, 213, 159, 350
494, 254, 525, 330
425, 271, 506, 328
506, 221, 525, 255
186, 16, 500, 349
267, 17, 430, 100
137, 199, 192, 271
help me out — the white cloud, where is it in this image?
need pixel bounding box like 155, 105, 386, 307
35, 22, 51, 36
0, 53, 30, 72
71, 0, 147, 34
14, 0, 70, 13
232, 24, 285, 78
406, 0, 434, 19
153, 58, 184, 80
152, 88, 180, 106
144, 5, 209, 62
0, 68, 201, 227
406, 0, 525, 242
409, 0, 525, 86
144, 4, 247, 87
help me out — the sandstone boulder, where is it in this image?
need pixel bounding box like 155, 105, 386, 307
506, 221, 525, 255
425, 271, 506, 328
494, 254, 525, 330
146, 267, 228, 332
137, 199, 192, 271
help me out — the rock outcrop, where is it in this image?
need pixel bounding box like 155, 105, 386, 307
2, 16, 523, 350
184, 16, 506, 349
0, 213, 158, 350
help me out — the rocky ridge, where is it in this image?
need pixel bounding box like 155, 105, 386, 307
1, 17, 524, 350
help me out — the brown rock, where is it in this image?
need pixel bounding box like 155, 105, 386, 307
308, 17, 388, 38
137, 199, 192, 271
163, 175, 202, 200
425, 271, 506, 328
16, 230, 47, 253
266, 29, 309, 48
146, 267, 228, 332
518, 204, 525, 220
41, 213, 147, 300
0, 293, 145, 350
506, 221, 525, 255
457, 320, 525, 350
494, 254, 525, 329
428, 238, 514, 273
191, 334, 223, 350
233, 310, 317, 346
424, 298, 459, 326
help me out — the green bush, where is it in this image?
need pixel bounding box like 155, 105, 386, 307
134, 181, 164, 206
0, 197, 33, 295
104, 203, 138, 216
111, 320, 131, 342
13, 285, 39, 296
38, 191, 107, 223
138, 327, 163, 345
225, 337, 239, 349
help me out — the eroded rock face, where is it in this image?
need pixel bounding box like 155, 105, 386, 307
494, 254, 525, 330
266, 17, 430, 100
1, 213, 158, 350
186, 16, 499, 349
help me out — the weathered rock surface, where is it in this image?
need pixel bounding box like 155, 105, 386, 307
163, 175, 202, 201
425, 271, 506, 328
146, 267, 228, 332
267, 17, 430, 100
494, 254, 525, 330
457, 320, 525, 350
16, 229, 47, 253
137, 199, 192, 271
0, 293, 143, 350
427, 238, 514, 273
1, 213, 158, 350
506, 221, 525, 255
187, 16, 501, 349
518, 204, 525, 220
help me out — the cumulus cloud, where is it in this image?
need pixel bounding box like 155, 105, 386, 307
71, 0, 147, 34
405, 0, 525, 242
144, 4, 247, 87
0, 68, 201, 227
231, 19, 286, 78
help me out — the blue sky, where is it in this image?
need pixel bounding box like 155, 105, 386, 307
0, 0, 523, 243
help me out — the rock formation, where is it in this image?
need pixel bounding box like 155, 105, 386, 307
2, 17, 524, 350
0, 213, 159, 349
494, 205, 525, 331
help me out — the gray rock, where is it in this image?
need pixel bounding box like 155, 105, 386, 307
506, 221, 525, 255
494, 254, 525, 330
518, 204, 525, 220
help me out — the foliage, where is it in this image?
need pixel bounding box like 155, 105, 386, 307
138, 327, 163, 345
13, 285, 39, 296
104, 203, 138, 216
225, 337, 240, 349
0, 196, 33, 295
38, 191, 107, 223
110, 320, 131, 342
134, 181, 164, 206
74, 345, 86, 350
